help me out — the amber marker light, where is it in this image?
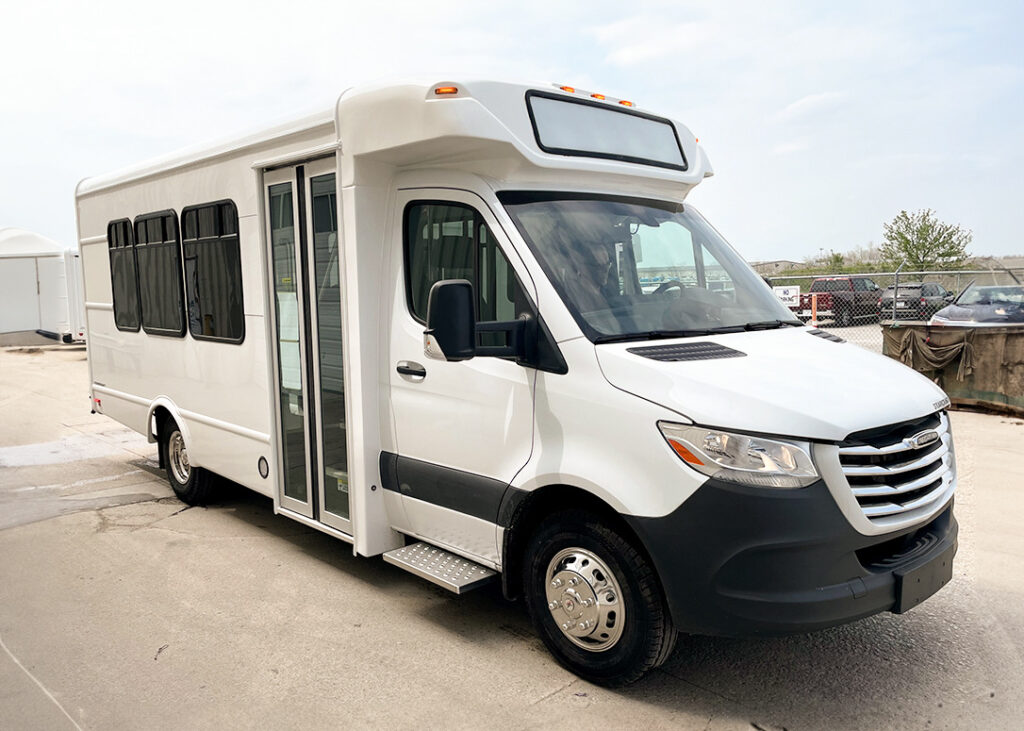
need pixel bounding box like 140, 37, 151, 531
591, 93, 606, 100
667, 439, 704, 466
618, 100, 634, 107
559, 85, 576, 93
434, 86, 459, 95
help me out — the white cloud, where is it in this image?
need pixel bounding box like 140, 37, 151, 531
772, 92, 849, 123
771, 141, 810, 156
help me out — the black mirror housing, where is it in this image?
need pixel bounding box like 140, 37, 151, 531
425, 280, 476, 361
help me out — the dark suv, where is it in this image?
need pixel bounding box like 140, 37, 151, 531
878, 282, 953, 321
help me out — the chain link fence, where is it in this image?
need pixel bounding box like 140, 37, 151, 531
765, 268, 1024, 353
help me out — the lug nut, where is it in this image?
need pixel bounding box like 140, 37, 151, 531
550, 578, 563, 588
548, 600, 559, 610
568, 577, 581, 586
582, 598, 594, 607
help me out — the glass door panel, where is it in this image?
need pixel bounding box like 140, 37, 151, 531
309, 172, 349, 522
268, 179, 312, 513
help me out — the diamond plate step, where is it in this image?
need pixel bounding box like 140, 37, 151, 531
382, 542, 497, 594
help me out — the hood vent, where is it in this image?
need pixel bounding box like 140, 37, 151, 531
808, 328, 845, 343
626, 341, 746, 362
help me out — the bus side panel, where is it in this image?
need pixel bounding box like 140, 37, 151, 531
76, 156, 274, 497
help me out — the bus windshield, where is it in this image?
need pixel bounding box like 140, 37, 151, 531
499, 193, 799, 343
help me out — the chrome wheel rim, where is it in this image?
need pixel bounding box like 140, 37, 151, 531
544, 547, 625, 652
168, 431, 191, 484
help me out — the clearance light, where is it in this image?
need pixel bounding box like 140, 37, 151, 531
434, 86, 459, 95
618, 100, 634, 107
559, 85, 576, 93
591, 93, 606, 100
695, 137, 699, 143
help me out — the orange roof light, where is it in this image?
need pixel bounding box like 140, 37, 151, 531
591, 93, 606, 100
434, 86, 458, 95
618, 100, 634, 107
559, 85, 576, 93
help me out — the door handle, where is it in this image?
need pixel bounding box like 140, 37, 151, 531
396, 361, 427, 378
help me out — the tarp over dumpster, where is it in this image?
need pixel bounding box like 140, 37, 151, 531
882, 323, 1024, 417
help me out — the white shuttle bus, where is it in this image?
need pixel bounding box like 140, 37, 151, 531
76, 79, 958, 685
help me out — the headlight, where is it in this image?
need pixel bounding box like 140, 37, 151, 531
657, 422, 818, 489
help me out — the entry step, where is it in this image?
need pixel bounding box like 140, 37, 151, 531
383, 542, 497, 594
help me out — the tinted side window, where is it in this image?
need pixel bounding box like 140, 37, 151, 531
107, 219, 140, 331
134, 211, 185, 336
404, 202, 529, 324
181, 201, 245, 343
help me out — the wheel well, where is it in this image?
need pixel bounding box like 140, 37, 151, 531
152, 406, 174, 469
501, 485, 651, 602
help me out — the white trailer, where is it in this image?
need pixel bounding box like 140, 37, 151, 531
77, 79, 958, 684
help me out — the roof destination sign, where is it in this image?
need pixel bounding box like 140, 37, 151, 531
526, 90, 688, 171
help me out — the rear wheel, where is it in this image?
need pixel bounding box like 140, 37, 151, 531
160, 420, 216, 505
522, 510, 676, 686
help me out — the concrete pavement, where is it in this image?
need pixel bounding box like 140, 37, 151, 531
0, 346, 1022, 729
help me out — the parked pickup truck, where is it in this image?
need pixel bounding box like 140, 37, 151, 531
792, 276, 882, 326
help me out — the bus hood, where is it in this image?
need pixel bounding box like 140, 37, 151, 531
595, 328, 949, 442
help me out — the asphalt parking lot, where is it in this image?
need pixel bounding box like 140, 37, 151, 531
1, 346, 1022, 729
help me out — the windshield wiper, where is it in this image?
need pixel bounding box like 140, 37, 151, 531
743, 319, 804, 331
593, 320, 803, 344
594, 329, 724, 344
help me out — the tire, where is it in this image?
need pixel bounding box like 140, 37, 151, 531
835, 306, 853, 327
160, 420, 217, 506
522, 510, 676, 686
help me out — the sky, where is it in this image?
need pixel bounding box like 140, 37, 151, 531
2, 0, 1022, 263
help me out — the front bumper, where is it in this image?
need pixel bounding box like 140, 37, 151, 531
625, 478, 957, 636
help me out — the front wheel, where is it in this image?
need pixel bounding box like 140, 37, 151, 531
835, 306, 853, 327
161, 421, 217, 505
522, 511, 676, 686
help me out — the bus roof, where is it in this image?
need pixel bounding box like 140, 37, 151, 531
77, 78, 712, 198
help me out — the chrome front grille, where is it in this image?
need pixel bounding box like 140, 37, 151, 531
838, 412, 955, 525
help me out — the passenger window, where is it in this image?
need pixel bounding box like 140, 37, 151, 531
404, 202, 530, 326
107, 219, 140, 332
134, 211, 186, 336
853, 279, 867, 292
181, 201, 245, 343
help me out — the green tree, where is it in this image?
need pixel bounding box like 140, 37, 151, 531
880, 209, 971, 271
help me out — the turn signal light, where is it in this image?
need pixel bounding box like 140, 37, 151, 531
667, 439, 704, 466
434, 86, 458, 95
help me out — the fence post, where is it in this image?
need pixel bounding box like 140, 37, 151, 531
891, 261, 905, 323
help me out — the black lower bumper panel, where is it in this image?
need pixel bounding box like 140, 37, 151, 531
625, 478, 957, 636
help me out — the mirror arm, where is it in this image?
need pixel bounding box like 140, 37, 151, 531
475, 317, 533, 359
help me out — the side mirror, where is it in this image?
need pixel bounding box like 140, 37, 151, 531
424, 280, 476, 361
944, 294, 955, 302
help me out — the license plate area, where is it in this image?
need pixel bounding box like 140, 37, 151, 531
893, 543, 955, 613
